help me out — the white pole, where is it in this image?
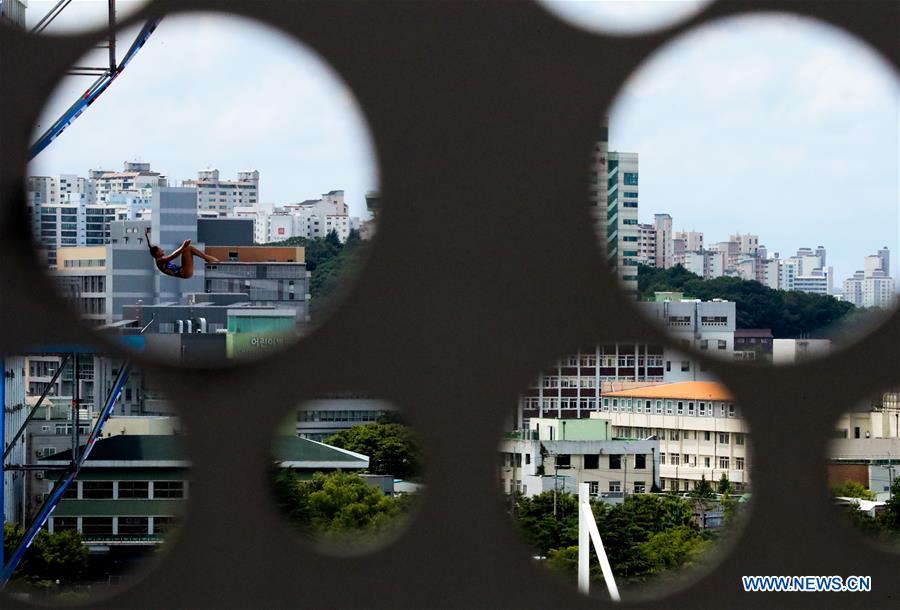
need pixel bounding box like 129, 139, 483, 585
578, 482, 621, 602
578, 483, 589, 594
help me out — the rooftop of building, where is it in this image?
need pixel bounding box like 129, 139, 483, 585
603, 381, 735, 401
40, 435, 187, 463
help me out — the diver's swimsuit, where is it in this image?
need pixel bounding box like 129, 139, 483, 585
157, 260, 182, 278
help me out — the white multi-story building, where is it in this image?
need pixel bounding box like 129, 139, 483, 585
772, 338, 831, 364
593, 381, 751, 492
675, 230, 704, 253
654, 213, 674, 269
263, 190, 359, 243
842, 249, 895, 309
184, 168, 259, 216
828, 390, 900, 500
499, 418, 661, 500
92, 162, 166, 204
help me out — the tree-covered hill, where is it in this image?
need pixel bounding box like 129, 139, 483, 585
265, 229, 369, 318
636, 264, 876, 339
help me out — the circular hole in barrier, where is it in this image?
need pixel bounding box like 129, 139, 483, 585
592, 12, 898, 365
1, 347, 189, 605
269, 396, 424, 557
826, 386, 900, 554
503, 348, 752, 601
26, 12, 379, 368
537, 0, 712, 37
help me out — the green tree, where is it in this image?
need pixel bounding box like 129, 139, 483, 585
717, 473, 732, 496
270, 470, 409, 540
514, 492, 579, 556
877, 477, 900, 532
325, 423, 422, 480
691, 475, 714, 499
2, 522, 89, 585
831, 480, 876, 500
637, 525, 710, 574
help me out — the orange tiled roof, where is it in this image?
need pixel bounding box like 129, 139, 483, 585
603, 381, 734, 401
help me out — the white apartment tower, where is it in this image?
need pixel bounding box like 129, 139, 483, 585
184, 168, 260, 215
842, 248, 895, 309
654, 213, 674, 269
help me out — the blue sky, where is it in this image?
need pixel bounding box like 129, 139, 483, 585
605, 12, 899, 287
27, 3, 378, 218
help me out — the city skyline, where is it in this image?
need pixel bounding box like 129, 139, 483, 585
608, 13, 898, 288
27, 9, 378, 219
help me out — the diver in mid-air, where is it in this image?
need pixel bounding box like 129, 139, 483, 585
145, 227, 218, 279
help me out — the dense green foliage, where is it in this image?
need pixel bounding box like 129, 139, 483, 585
514, 491, 717, 585
832, 480, 876, 500
835, 477, 900, 549
270, 470, 412, 543
325, 422, 423, 480
691, 475, 714, 499
636, 264, 866, 338
265, 229, 368, 318
717, 473, 733, 495
3, 522, 89, 586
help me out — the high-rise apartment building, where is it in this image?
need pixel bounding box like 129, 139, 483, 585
184, 168, 259, 215
603, 151, 640, 295
843, 248, 895, 308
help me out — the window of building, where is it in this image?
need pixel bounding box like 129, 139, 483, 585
660, 453, 666, 465
735, 434, 745, 446
719, 457, 730, 469
728, 404, 736, 417
704, 456, 711, 468
704, 431, 711, 442
623, 172, 638, 186
587, 481, 599, 496
555, 454, 571, 468
609, 455, 622, 469
118, 516, 149, 536
634, 454, 646, 469
118, 481, 149, 499
687, 402, 695, 416
82, 481, 114, 499
670, 454, 680, 466
670, 430, 679, 441
735, 457, 745, 470
677, 401, 684, 415
81, 517, 113, 536
153, 517, 177, 535
681, 361, 690, 372
608, 481, 621, 493
719, 433, 730, 445
633, 481, 646, 493
665, 361, 671, 372
515, 453, 523, 468
53, 517, 78, 532
666, 401, 673, 414
655, 400, 663, 414
699, 339, 708, 350
153, 481, 185, 499
525, 453, 531, 465
584, 454, 599, 469
718, 340, 727, 350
